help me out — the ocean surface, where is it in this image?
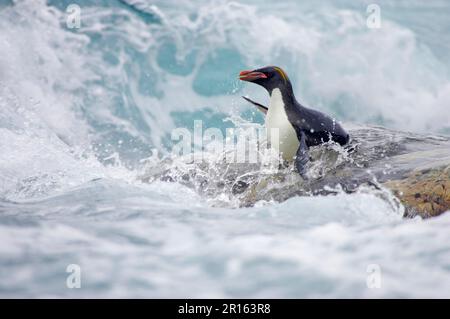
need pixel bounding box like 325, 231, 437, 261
1, 0, 450, 298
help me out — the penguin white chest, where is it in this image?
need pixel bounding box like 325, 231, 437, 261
265, 88, 300, 161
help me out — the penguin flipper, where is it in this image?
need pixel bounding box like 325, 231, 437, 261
242, 96, 268, 114
295, 131, 309, 179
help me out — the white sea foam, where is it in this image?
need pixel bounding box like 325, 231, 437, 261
0, 0, 449, 298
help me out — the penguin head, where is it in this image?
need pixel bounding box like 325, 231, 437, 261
239, 66, 292, 94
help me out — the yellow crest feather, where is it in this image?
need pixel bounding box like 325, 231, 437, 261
274, 67, 288, 83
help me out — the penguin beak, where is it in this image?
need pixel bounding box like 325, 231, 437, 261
239, 70, 268, 82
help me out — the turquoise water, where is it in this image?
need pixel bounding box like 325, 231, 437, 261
0, 0, 449, 297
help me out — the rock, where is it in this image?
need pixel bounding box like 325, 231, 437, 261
383, 166, 450, 217
140, 125, 450, 218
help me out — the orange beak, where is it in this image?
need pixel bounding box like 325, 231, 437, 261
239, 70, 268, 82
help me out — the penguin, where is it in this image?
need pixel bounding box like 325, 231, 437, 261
239, 66, 350, 177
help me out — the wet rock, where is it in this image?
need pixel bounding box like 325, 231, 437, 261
384, 166, 450, 217
140, 125, 450, 218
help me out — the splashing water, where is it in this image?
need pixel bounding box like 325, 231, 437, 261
0, 0, 449, 297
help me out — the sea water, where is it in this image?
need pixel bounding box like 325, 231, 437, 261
0, 0, 449, 297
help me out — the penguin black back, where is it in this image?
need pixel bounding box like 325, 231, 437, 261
239, 66, 350, 177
